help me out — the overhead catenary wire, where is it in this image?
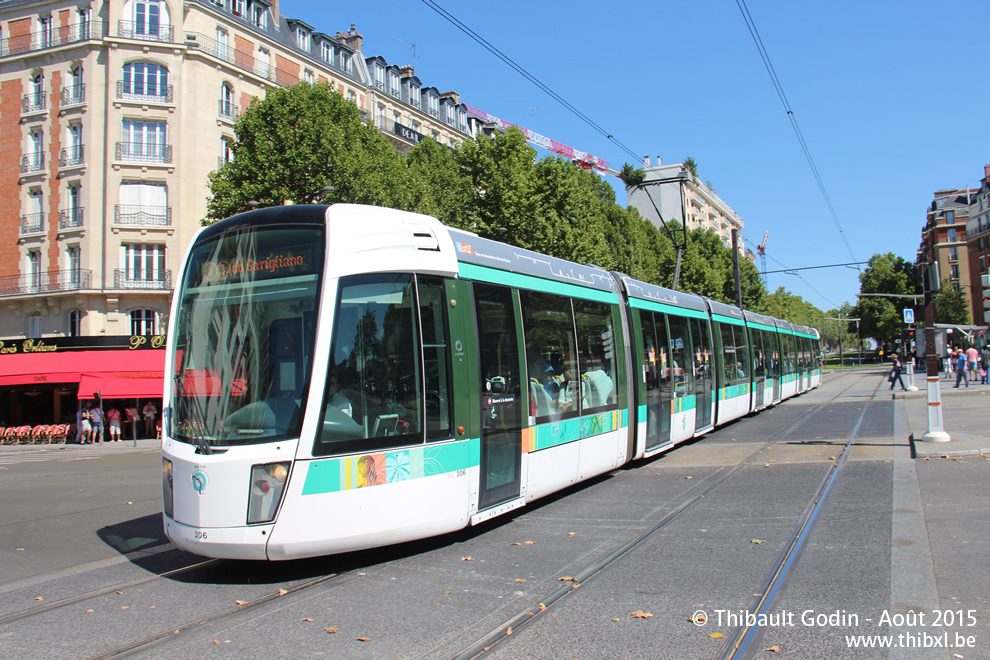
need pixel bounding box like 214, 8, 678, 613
735, 0, 859, 269
420, 1, 642, 165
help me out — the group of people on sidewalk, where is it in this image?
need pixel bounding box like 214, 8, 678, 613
946, 345, 990, 389
73, 401, 158, 444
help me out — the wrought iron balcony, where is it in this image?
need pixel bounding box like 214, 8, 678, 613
114, 269, 172, 290
114, 205, 172, 227
115, 142, 172, 164
59, 208, 84, 229
117, 80, 173, 103
20, 213, 44, 234
61, 84, 85, 105
0, 21, 103, 58
22, 92, 46, 113
21, 153, 45, 173
117, 20, 173, 43
60, 146, 84, 167
0, 269, 91, 297
219, 100, 238, 120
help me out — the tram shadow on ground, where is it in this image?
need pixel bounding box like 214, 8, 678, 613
96, 473, 619, 587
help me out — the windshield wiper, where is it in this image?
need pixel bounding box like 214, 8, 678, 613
173, 373, 214, 455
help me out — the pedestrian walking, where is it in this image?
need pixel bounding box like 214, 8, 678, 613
954, 349, 969, 388
888, 353, 907, 391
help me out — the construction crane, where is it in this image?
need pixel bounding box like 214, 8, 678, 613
756, 231, 769, 286
462, 104, 617, 176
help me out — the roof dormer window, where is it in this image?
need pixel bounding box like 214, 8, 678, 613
250, 1, 267, 29
321, 41, 334, 64
296, 27, 310, 50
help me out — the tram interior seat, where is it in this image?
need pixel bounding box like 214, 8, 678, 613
372, 413, 399, 437
529, 378, 553, 416
582, 370, 614, 407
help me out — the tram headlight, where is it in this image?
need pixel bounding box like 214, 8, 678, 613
162, 458, 174, 519
247, 461, 291, 524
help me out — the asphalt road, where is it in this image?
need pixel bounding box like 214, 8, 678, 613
1, 371, 987, 659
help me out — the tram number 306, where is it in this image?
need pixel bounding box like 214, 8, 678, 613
194, 530, 208, 540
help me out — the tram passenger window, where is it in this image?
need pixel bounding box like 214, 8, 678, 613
665, 315, 695, 397
719, 324, 750, 385
574, 299, 618, 411
315, 274, 423, 455
520, 291, 578, 420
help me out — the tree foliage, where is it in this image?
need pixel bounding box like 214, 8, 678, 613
203, 84, 837, 329
852, 253, 922, 342
933, 281, 971, 325
206, 82, 411, 220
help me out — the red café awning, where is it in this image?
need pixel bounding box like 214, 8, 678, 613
0, 349, 165, 399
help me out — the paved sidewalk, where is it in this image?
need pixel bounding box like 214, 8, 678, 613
894, 371, 990, 458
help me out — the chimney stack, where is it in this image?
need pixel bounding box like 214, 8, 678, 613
643, 155, 650, 168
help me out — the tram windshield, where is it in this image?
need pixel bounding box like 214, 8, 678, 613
171, 225, 324, 447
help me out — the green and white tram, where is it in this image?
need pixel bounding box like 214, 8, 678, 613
161, 204, 821, 560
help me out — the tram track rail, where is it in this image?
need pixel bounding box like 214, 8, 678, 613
717, 376, 884, 660
444, 371, 880, 660
0, 558, 222, 627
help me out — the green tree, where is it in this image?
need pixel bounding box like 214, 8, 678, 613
852, 253, 921, 342
206, 82, 411, 221
682, 156, 698, 181
405, 137, 473, 225
618, 162, 645, 187
457, 127, 542, 245
933, 281, 971, 325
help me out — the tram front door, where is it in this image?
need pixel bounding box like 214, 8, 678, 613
474, 284, 523, 510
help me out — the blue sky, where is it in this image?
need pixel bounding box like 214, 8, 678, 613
278, 0, 990, 311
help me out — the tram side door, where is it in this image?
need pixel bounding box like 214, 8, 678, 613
642, 311, 671, 450
692, 318, 714, 431
752, 330, 766, 409
474, 284, 523, 511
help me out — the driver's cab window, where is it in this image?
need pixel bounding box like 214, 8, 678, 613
315, 273, 425, 455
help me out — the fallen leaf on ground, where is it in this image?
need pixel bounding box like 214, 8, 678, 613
85, 609, 94, 614
751, 539, 765, 544
356, 637, 371, 642
630, 610, 653, 618
15, 548, 23, 551
35, 597, 43, 601
558, 576, 577, 581
302, 618, 313, 622
506, 626, 513, 635
235, 600, 248, 605
762, 645, 780, 652
461, 556, 473, 561
691, 613, 707, 623
511, 542, 522, 546
709, 632, 724, 638
567, 532, 577, 536
539, 603, 547, 612
514, 579, 526, 583
278, 588, 288, 596
325, 627, 338, 634
524, 541, 535, 545
612, 618, 620, 622
685, 476, 693, 479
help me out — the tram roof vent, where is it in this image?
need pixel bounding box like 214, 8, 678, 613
409, 222, 441, 252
